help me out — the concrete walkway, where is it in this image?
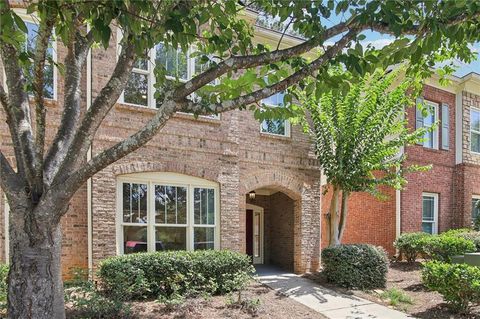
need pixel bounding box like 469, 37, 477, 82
256, 265, 415, 319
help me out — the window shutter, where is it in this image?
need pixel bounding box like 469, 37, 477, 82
416, 97, 424, 145
441, 103, 450, 150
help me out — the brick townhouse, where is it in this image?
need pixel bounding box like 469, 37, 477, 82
1, 7, 479, 278
323, 73, 480, 254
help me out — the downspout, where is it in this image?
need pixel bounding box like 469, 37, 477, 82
86, 25, 93, 276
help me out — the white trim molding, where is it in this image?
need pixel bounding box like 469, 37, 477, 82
422, 192, 439, 235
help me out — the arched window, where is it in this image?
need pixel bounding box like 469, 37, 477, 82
116, 172, 219, 254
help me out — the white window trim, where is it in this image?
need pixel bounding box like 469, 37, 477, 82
423, 100, 439, 149
259, 101, 291, 138
2, 9, 58, 101
470, 107, 480, 154
422, 192, 439, 234
115, 172, 220, 255
117, 30, 219, 120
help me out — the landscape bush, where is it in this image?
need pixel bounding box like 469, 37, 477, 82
422, 261, 480, 313
98, 250, 254, 301
321, 244, 388, 290
0, 264, 8, 312
423, 234, 476, 262
394, 232, 431, 263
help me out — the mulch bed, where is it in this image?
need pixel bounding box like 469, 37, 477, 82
308, 261, 480, 319
67, 282, 327, 319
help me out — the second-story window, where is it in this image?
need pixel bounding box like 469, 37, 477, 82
471, 108, 480, 153
260, 92, 290, 137
10, 13, 56, 100
416, 100, 438, 149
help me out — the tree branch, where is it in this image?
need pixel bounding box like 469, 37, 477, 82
173, 21, 351, 99
32, 10, 56, 166
45, 37, 136, 186
180, 30, 357, 115
0, 0, 39, 194
43, 28, 96, 184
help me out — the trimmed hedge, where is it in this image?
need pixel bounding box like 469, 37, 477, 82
321, 244, 388, 290
0, 264, 7, 311
423, 234, 476, 263
394, 232, 431, 263
422, 261, 480, 313
98, 250, 254, 300
451, 230, 480, 252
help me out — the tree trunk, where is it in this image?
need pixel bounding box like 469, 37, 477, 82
328, 186, 341, 247
338, 192, 349, 242
7, 203, 65, 319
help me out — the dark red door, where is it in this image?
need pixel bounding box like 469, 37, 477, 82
246, 209, 253, 258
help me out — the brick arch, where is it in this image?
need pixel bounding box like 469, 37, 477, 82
240, 169, 304, 200
111, 161, 219, 183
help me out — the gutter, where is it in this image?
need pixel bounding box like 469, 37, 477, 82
86, 25, 93, 276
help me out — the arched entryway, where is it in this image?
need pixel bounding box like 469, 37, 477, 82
245, 186, 299, 272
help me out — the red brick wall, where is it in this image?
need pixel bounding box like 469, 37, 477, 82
401, 85, 457, 233
270, 192, 295, 271
321, 186, 396, 255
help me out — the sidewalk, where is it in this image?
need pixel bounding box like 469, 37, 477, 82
256, 265, 415, 319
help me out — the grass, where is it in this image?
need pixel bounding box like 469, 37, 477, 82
379, 288, 414, 309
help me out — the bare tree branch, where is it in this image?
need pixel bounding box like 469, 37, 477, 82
32, 10, 56, 168
0, 0, 39, 195
45, 38, 136, 186
43, 29, 97, 184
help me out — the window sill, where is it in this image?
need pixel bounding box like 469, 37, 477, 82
116, 102, 158, 115
260, 132, 291, 141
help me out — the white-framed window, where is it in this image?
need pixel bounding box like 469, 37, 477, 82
416, 100, 439, 149
422, 193, 438, 234
472, 195, 480, 222
470, 108, 480, 153
2, 10, 57, 100
260, 92, 291, 137
116, 172, 220, 254
118, 30, 219, 119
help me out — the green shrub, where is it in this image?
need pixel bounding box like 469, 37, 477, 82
0, 264, 8, 312
321, 244, 388, 290
98, 250, 254, 301
423, 234, 476, 262
394, 232, 431, 262
454, 231, 480, 252
474, 214, 480, 231
422, 261, 480, 313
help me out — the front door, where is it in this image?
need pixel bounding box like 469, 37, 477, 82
246, 206, 264, 264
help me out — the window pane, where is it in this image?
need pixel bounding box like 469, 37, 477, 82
263, 92, 284, 106
261, 119, 286, 135
422, 197, 434, 221
124, 72, 148, 106
155, 227, 187, 251
43, 64, 54, 99
134, 58, 148, 70
471, 110, 480, 132
155, 43, 187, 81
123, 183, 147, 223
422, 222, 433, 234
472, 132, 480, 153
194, 188, 215, 225
194, 227, 214, 250
155, 185, 187, 224
154, 185, 166, 224
124, 226, 148, 254
472, 198, 480, 219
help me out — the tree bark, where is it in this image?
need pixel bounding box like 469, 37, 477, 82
328, 186, 341, 247
7, 203, 65, 319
